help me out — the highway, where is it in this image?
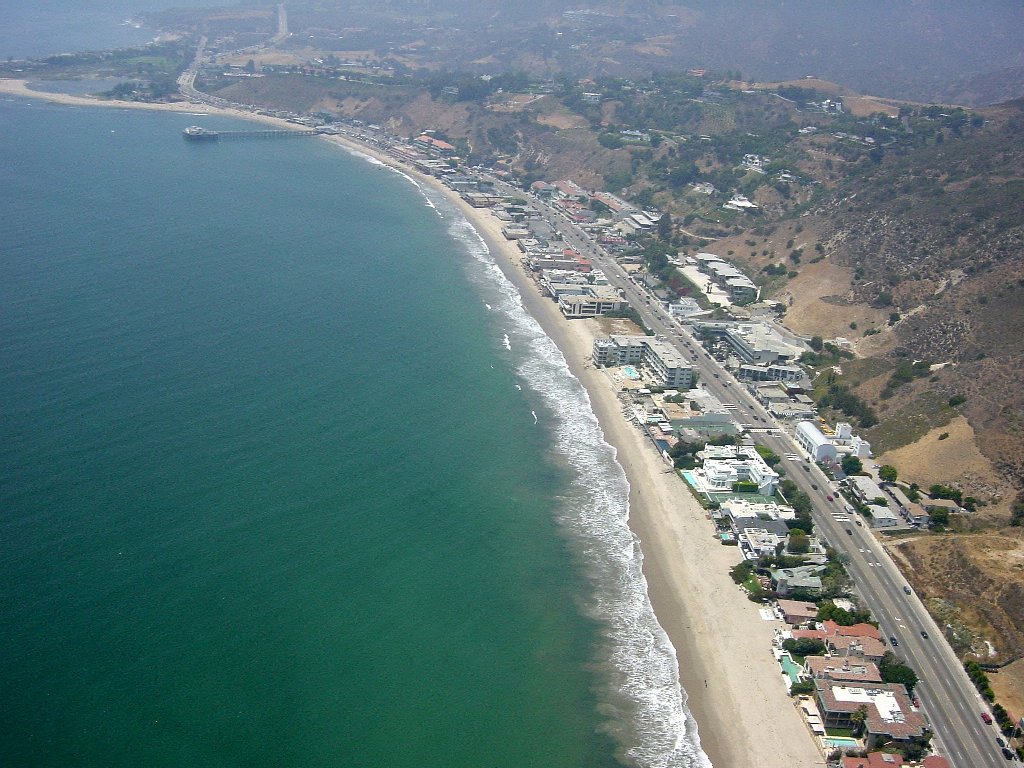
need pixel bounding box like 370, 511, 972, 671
487, 176, 1011, 768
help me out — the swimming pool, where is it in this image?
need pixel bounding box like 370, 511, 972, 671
822, 736, 860, 750
779, 652, 803, 685
623, 365, 640, 380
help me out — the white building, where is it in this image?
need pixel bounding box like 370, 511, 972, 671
796, 421, 838, 462
698, 444, 780, 496
719, 498, 795, 522
796, 421, 872, 463
592, 335, 693, 389
869, 505, 901, 528
559, 285, 627, 319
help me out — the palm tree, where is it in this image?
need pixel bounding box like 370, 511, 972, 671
850, 704, 869, 737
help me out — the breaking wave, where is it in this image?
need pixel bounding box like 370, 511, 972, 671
418, 185, 713, 768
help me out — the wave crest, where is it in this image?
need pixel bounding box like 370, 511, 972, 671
429, 193, 712, 768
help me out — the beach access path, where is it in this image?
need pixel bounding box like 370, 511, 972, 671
0, 77, 823, 768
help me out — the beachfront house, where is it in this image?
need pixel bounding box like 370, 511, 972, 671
813, 680, 927, 750
769, 564, 825, 597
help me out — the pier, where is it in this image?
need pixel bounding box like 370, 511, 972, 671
183, 125, 318, 142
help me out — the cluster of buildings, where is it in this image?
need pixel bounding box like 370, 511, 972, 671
796, 421, 873, 463
716, 499, 799, 557
774, 607, 933, 757
694, 319, 806, 366
592, 335, 693, 388
694, 443, 780, 496
693, 253, 759, 304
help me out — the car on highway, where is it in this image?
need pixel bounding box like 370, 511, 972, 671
802, 464, 810, 471
903, 585, 912, 594
827, 495, 834, 501
920, 630, 930, 639
982, 712, 993, 724
889, 635, 899, 646
846, 528, 853, 535
811, 483, 818, 490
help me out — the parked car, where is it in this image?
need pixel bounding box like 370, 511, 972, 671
903, 585, 912, 595
1002, 746, 1014, 760
982, 712, 993, 724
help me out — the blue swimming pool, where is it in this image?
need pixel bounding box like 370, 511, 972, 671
822, 736, 860, 750
623, 365, 640, 380
779, 653, 803, 685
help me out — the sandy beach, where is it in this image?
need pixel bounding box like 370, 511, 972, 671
2, 78, 823, 767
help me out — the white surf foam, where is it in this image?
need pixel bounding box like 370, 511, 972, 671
423, 188, 712, 768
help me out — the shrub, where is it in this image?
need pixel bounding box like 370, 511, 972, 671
782, 637, 826, 657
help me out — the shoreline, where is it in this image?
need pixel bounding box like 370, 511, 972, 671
1, 78, 822, 767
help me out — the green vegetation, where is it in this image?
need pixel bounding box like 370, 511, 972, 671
778, 479, 814, 534
879, 465, 898, 483
841, 455, 863, 475
881, 360, 933, 399
730, 559, 754, 584
964, 660, 995, 701
817, 601, 872, 626
754, 445, 781, 466
787, 529, 810, 554
782, 637, 826, 661
1011, 494, 1024, 527
879, 652, 919, 694
929, 484, 963, 504
818, 383, 878, 428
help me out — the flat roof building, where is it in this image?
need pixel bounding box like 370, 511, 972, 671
592, 335, 693, 389
796, 421, 838, 462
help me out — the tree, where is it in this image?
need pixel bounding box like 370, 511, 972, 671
879, 465, 898, 483
657, 212, 673, 242
841, 455, 863, 475
1011, 494, 1024, 527
880, 651, 919, 694
850, 704, 869, 736
817, 601, 872, 626
782, 637, 826, 658
787, 529, 810, 554
929, 508, 950, 528
809, 335, 824, 351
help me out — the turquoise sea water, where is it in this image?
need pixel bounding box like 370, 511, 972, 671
0, 99, 709, 767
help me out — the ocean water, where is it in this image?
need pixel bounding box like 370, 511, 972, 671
0, 99, 708, 767
0, 0, 225, 60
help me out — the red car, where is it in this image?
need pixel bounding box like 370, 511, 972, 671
827, 495, 834, 501
982, 712, 993, 724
